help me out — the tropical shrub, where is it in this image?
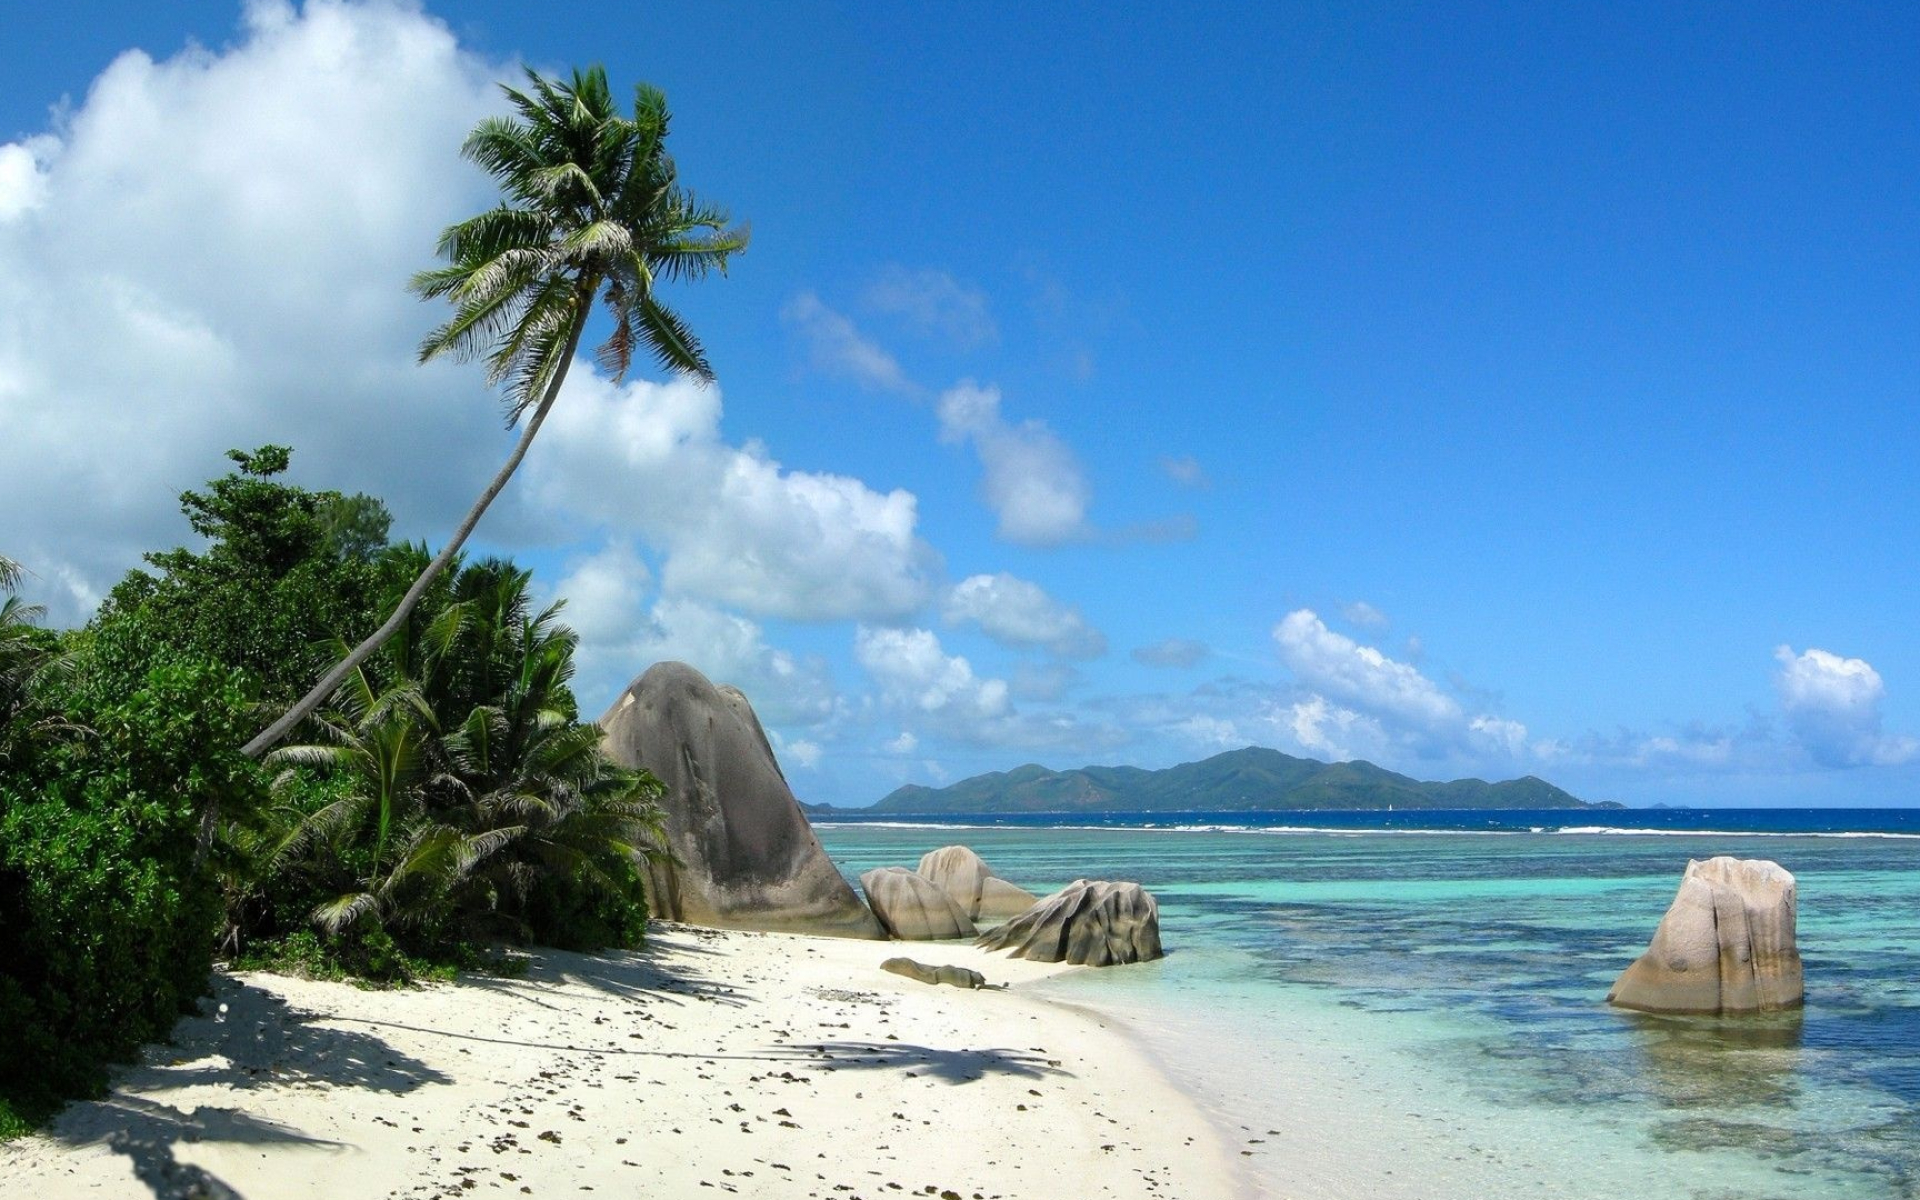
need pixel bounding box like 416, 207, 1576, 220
0, 660, 263, 1117
84, 445, 389, 708
253, 558, 665, 970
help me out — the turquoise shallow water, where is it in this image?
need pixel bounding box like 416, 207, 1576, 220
815, 819, 1920, 1200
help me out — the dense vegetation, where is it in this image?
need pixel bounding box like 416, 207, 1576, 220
0, 450, 664, 1131
859, 746, 1604, 813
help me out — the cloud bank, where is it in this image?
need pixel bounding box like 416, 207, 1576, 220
0, 0, 504, 622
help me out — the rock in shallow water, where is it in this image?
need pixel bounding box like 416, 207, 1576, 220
916, 845, 1039, 922
1607, 856, 1803, 1015
880, 957, 987, 989
861, 866, 977, 941
598, 661, 883, 939
976, 879, 1163, 967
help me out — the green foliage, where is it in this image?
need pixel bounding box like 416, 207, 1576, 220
255, 559, 666, 958
317, 493, 393, 563
0, 660, 264, 1116
0, 450, 379, 1123
0, 1098, 35, 1140
0, 451, 658, 1130
230, 930, 478, 988
85, 446, 389, 708
0, 593, 64, 767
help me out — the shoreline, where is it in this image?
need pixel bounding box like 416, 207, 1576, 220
1, 925, 1241, 1200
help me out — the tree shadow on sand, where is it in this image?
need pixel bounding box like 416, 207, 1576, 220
457, 937, 747, 1013
44, 974, 452, 1199
767, 1040, 1074, 1085
63, 1093, 339, 1200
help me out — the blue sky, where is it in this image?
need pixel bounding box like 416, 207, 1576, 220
2, 1, 1916, 806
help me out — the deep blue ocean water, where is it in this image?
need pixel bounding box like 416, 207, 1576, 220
815, 809, 1920, 1199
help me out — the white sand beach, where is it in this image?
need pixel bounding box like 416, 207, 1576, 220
0, 926, 1241, 1200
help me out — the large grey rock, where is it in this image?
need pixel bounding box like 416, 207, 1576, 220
881, 957, 987, 989
599, 662, 883, 939
1607, 857, 1803, 1015
976, 879, 1163, 967
916, 845, 1040, 922
861, 867, 977, 941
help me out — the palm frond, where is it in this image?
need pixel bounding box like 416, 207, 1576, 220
312, 891, 381, 936
631, 295, 711, 380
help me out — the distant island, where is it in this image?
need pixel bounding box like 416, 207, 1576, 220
809, 746, 1618, 814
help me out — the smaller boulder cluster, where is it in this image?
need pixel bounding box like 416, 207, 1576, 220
859, 845, 1025, 940
860, 867, 976, 940
916, 845, 1040, 922
860, 844, 1164, 969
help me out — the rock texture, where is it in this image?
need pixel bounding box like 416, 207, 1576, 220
880, 957, 988, 989
916, 845, 1040, 922
861, 867, 977, 941
599, 662, 883, 939
1607, 857, 1803, 1015
976, 880, 1163, 967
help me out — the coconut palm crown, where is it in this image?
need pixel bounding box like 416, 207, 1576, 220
242, 67, 744, 759
413, 66, 747, 413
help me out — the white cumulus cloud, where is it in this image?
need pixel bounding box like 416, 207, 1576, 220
853, 626, 1009, 721
1273, 609, 1529, 761
530, 371, 937, 622
1341, 600, 1389, 630
1774, 645, 1918, 767
1158, 454, 1209, 489
936, 381, 1091, 546
1284, 696, 1390, 762
940, 572, 1106, 659
0, 0, 507, 623
550, 544, 839, 726
1274, 609, 1464, 732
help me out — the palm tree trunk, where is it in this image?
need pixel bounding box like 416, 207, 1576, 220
240, 308, 591, 761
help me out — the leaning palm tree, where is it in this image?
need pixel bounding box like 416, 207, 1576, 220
0, 554, 21, 593
242, 66, 746, 758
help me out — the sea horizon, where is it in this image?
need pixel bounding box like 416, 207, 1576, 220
814, 804, 1920, 836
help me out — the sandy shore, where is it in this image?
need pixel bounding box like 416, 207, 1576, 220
1, 925, 1240, 1200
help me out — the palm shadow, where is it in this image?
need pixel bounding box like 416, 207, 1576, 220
45, 974, 451, 1199
457, 937, 747, 1012
768, 1039, 1073, 1085
73, 1093, 339, 1200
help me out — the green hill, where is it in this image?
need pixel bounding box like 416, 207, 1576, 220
856, 746, 1601, 813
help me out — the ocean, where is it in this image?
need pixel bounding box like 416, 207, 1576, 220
814, 809, 1920, 1200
